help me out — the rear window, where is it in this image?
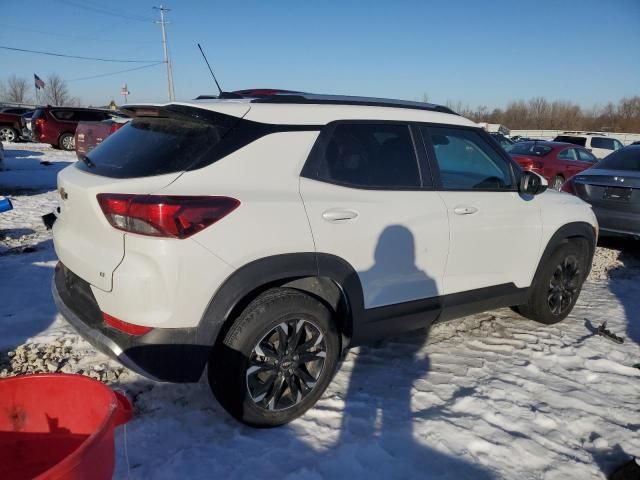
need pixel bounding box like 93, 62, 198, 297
554, 135, 586, 147
594, 148, 640, 171
509, 143, 553, 156
76, 109, 240, 178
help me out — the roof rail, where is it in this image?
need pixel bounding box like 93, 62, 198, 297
251, 93, 458, 115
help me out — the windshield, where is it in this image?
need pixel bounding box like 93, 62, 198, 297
509, 143, 553, 157
594, 148, 640, 171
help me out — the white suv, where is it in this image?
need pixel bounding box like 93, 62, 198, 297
553, 132, 624, 159
52, 94, 597, 426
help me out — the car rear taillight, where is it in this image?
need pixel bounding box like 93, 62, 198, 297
96, 194, 240, 238
561, 178, 575, 195
103, 312, 153, 336
109, 122, 125, 134
515, 157, 543, 170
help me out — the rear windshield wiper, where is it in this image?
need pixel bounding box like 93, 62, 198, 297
80, 154, 95, 168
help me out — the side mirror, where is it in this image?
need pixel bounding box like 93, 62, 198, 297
519, 171, 548, 195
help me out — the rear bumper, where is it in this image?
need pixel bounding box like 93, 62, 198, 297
592, 207, 640, 237
52, 262, 211, 382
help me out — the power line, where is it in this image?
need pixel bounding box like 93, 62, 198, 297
54, 0, 154, 23
0, 45, 161, 63
0, 22, 157, 45
68, 62, 165, 82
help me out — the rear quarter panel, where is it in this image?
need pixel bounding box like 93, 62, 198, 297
156, 130, 320, 268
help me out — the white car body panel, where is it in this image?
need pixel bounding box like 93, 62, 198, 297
300, 178, 450, 308
438, 191, 542, 294
53, 166, 180, 291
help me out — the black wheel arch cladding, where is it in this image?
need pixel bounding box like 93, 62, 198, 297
197, 252, 364, 352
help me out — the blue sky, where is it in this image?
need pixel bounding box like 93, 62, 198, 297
1, 0, 639, 108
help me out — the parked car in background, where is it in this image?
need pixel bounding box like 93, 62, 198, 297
515, 137, 547, 143
552, 132, 624, 159
75, 116, 130, 159
562, 145, 640, 239
0, 106, 33, 115
490, 132, 515, 151
31, 107, 118, 151
0, 110, 24, 142
510, 141, 598, 190
52, 93, 596, 427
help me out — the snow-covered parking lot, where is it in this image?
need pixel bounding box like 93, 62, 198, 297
1, 142, 639, 479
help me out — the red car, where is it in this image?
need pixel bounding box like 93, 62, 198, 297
31, 107, 118, 151
0, 111, 24, 142
510, 141, 598, 190
74, 116, 130, 159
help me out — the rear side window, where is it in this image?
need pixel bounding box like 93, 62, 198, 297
558, 148, 578, 160
51, 110, 76, 121
577, 149, 597, 162
591, 137, 615, 150
424, 126, 513, 190
311, 123, 422, 189
76, 111, 239, 178
554, 135, 587, 147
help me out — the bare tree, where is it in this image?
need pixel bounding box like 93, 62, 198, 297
1, 75, 31, 104
465, 96, 640, 133
42, 74, 79, 106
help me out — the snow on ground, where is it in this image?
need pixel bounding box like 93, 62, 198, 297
1, 142, 639, 479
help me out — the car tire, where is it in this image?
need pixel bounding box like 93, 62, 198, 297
551, 175, 564, 190
59, 133, 75, 151
208, 287, 340, 427
0, 126, 18, 143
513, 241, 588, 324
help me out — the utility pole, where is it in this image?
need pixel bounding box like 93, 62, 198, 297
154, 5, 175, 101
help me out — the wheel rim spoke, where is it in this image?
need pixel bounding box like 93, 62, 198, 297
246, 318, 327, 411
547, 254, 581, 315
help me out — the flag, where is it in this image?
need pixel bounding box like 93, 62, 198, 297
34, 74, 45, 90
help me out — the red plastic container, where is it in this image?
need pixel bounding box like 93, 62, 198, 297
0, 373, 133, 480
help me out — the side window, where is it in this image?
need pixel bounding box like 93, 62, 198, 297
613, 139, 624, 151
577, 149, 597, 162
314, 123, 422, 189
423, 126, 513, 190
51, 110, 75, 121
591, 137, 615, 150
558, 148, 578, 160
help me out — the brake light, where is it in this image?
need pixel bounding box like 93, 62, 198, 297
516, 157, 543, 170
561, 178, 575, 195
109, 122, 125, 134
96, 194, 240, 238
103, 312, 153, 336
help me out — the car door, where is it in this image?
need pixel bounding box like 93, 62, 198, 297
420, 125, 542, 295
300, 121, 450, 312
